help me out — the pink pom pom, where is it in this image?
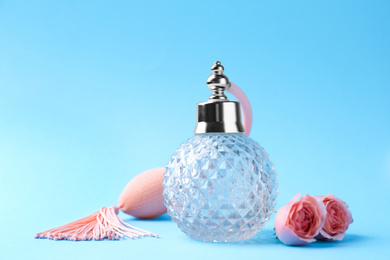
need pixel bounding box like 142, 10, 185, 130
118, 167, 167, 219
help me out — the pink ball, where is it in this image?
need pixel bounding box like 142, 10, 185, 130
118, 168, 167, 219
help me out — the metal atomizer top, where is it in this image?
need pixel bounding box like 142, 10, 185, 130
194, 61, 245, 134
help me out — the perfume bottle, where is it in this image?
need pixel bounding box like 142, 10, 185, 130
162, 62, 278, 242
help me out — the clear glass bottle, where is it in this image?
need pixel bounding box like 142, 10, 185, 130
162, 62, 278, 242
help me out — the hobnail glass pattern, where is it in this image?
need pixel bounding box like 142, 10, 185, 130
162, 133, 278, 242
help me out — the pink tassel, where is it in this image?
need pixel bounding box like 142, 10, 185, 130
35, 206, 158, 241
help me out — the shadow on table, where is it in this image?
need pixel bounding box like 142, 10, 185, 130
120, 215, 369, 248
304, 234, 369, 248
123, 213, 172, 222
234, 229, 279, 246
247, 232, 368, 248
183, 229, 280, 247
187, 230, 368, 248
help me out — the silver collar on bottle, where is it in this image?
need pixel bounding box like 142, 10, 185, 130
194, 61, 245, 134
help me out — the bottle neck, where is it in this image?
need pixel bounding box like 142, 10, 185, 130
193, 100, 245, 134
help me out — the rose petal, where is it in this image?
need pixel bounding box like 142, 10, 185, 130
318, 229, 345, 241
275, 222, 315, 246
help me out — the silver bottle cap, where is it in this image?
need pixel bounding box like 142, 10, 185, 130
194, 61, 245, 134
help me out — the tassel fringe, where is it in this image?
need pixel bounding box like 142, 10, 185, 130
35, 206, 158, 241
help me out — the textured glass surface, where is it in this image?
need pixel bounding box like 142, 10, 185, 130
162, 133, 278, 242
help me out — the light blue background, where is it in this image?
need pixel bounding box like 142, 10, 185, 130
0, 0, 389, 259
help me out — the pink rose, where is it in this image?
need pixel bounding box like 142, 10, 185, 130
314, 194, 353, 241
275, 193, 326, 246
